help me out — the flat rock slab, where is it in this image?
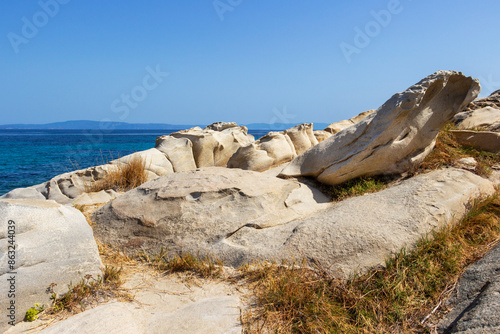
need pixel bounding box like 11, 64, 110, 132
451, 130, 500, 153
214, 168, 495, 276
0, 199, 102, 332
96, 166, 493, 278
437, 242, 500, 334
10, 269, 243, 334
93, 167, 331, 257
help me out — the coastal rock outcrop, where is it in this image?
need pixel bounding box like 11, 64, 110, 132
92, 167, 331, 257
0, 199, 102, 332
279, 71, 480, 185
93, 166, 493, 278
454, 106, 500, 131
451, 130, 500, 153
324, 109, 375, 134
215, 168, 494, 276
227, 123, 321, 172
169, 125, 254, 168
227, 131, 297, 172
461, 88, 500, 112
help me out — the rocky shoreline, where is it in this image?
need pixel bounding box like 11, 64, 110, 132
1, 70, 500, 333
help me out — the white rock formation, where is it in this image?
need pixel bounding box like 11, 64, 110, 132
280, 71, 481, 185
454, 106, 500, 131
0, 199, 102, 331
451, 130, 500, 153
324, 109, 375, 134
92, 167, 331, 256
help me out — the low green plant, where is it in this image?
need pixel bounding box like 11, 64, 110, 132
320, 175, 392, 201
24, 303, 44, 322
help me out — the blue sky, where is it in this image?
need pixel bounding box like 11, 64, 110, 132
0, 0, 499, 126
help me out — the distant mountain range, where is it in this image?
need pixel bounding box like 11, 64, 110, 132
0, 120, 330, 131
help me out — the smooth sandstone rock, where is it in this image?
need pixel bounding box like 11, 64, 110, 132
170, 126, 254, 168
462, 89, 500, 112
32, 273, 243, 334
0, 199, 102, 332
254, 132, 297, 165
451, 130, 500, 153
72, 189, 120, 206
155, 136, 197, 172
280, 71, 480, 185
112, 148, 174, 178
324, 110, 375, 134
216, 168, 495, 276
228, 123, 321, 172
226, 143, 276, 172
313, 130, 332, 143
454, 106, 500, 131
284, 123, 318, 155
92, 167, 330, 257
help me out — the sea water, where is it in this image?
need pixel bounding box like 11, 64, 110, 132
0, 129, 270, 196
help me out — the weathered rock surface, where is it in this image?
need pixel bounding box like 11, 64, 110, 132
0, 147, 175, 205
169, 125, 254, 168
93, 166, 492, 279
72, 189, 120, 206
454, 106, 500, 131
93, 167, 331, 257
462, 89, 500, 112
451, 130, 500, 153
228, 123, 322, 172
284, 123, 318, 155
227, 131, 297, 172
313, 130, 332, 143
437, 242, 500, 334
324, 109, 375, 134
10, 269, 243, 334
0, 199, 102, 332
154, 136, 197, 172
214, 168, 494, 276
280, 71, 481, 185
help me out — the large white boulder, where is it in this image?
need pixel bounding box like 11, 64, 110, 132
454, 106, 500, 131
280, 71, 481, 185
92, 167, 330, 257
215, 168, 495, 276
0, 199, 102, 332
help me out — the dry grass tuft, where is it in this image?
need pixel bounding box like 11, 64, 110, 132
45, 265, 130, 316
85, 155, 148, 192
241, 194, 500, 333
139, 247, 224, 279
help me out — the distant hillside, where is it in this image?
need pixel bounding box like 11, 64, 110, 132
0, 120, 196, 130
0, 120, 331, 131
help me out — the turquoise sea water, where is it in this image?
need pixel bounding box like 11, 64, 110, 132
0, 129, 270, 196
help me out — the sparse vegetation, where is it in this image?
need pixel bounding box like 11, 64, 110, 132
241, 194, 500, 333
47, 265, 127, 315
85, 155, 148, 192
24, 303, 44, 322
418, 123, 500, 177
139, 247, 224, 278
319, 175, 393, 201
